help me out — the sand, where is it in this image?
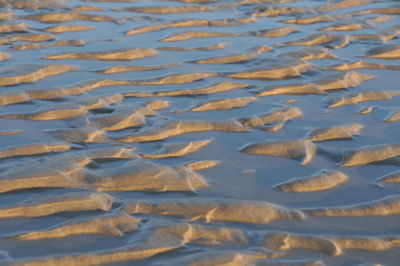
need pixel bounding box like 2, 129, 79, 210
0, 0, 399, 265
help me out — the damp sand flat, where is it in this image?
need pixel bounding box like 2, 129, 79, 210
0, 0, 400, 265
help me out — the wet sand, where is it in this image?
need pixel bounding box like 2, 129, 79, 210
0, 0, 400, 265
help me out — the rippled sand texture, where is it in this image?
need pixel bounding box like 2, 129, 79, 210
0, 0, 400, 265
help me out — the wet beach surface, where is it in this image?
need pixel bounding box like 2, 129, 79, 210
0, 0, 400, 265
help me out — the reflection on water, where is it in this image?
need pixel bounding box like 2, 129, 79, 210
0, 0, 400, 265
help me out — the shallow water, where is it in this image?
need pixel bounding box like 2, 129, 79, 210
0, 0, 399, 265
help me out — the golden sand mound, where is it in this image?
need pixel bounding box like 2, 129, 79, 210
340, 143, 400, 167
43, 48, 158, 61
305, 195, 400, 216
187, 96, 256, 112
273, 170, 348, 193
240, 139, 316, 165
124, 198, 305, 224
84, 159, 209, 192
327, 90, 400, 108
306, 123, 364, 142
10, 213, 139, 240
226, 58, 312, 80
0, 143, 71, 159
0, 64, 75, 87
117, 119, 247, 142
0, 192, 114, 218
142, 140, 212, 159
154, 82, 248, 97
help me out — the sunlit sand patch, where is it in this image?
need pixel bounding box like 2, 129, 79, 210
0, 22, 29, 33
116, 119, 247, 143
327, 90, 400, 108
273, 170, 348, 193
319, 23, 365, 32
0, 64, 75, 87
141, 139, 212, 159
0, 12, 13, 21
306, 123, 364, 142
0, 52, 9, 61
42, 48, 158, 61
226, 58, 312, 80
262, 231, 400, 254
183, 160, 220, 170
352, 25, 400, 42
43, 25, 95, 34
284, 33, 351, 49
126, 18, 255, 36
251, 45, 273, 54
124, 198, 305, 224
2, 33, 55, 43
354, 5, 400, 15
68, 107, 149, 131
160, 31, 238, 42
74, 5, 103, 11
376, 171, 400, 183
262, 231, 342, 256
362, 44, 400, 59
153, 82, 248, 97
136, 72, 216, 85
97, 63, 180, 74
0, 79, 130, 107
305, 195, 400, 217
339, 143, 400, 167
84, 159, 208, 192
280, 14, 351, 25
0, 192, 114, 219
253, 259, 325, 266
195, 42, 227, 50
80, 147, 137, 161
190, 53, 257, 64
281, 46, 336, 60
186, 96, 256, 112
357, 105, 375, 114
1, 104, 88, 121
9, 213, 139, 241
0, 130, 21, 136
239, 107, 302, 131
23, 11, 115, 24
156, 250, 279, 266
250, 26, 298, 37
240, 139, 316, 165
315, 0, 372, 12
0, 160, 91, 193
329, 61, 400, 71
312, 71, 374, 91
11, 40, 86, 51
120, 5, 214, 14
155, 43, 231, 52
145, 100, 170, 110
10, 243, 182, 266
331, 235, 400, 251
257, 84, 325, 97
384, 109, 400, 122
47, 128, 106, 143
0, 0, 67, 9
146, 219, 245, 248
0, 143, 70, 159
